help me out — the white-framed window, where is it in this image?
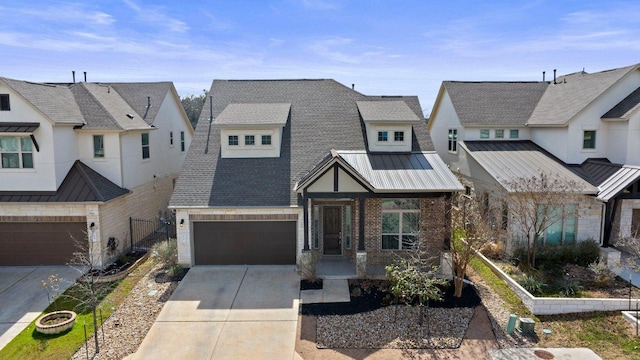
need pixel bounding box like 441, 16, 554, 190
381, 199, 420, 250
394, 131, 404, 142
538, 204, 577, 245
509, 129, 519, 139
480, 129, 490, 139
583, 130, 596, 149
378, 131, 388, 142
93, 135, 104, 158
169, 131, 174, 146
228, 135, 239, 146
448, 128, 458, 153
495, 129, 504, 138
261, 135, 272, 145
141, 133, 150, 159
245, 135, 255, 146
180, 131, 185, 152
0, 136, 33, 168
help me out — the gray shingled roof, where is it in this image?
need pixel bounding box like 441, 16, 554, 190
216, 103, 291, 126
170, 79, 433, 207
528, 65, 639, 126
442, 81, 548, 126
77, 83, 150, 130
356, 101, 421, 123
108, 82, 173, 125
603, 86, 640, 119
1, 78, 85, 125
462, 141, 598, 194
0, 161, 129, 202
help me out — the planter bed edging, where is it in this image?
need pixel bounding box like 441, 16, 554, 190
476, 252, 640, 315
80, 251, 150, 284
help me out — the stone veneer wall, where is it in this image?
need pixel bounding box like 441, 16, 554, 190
364, 196, 449, 269
616, 199, 640, 240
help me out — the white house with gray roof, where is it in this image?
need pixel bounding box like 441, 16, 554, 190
0, 77, 193, 267
428, 63, 640, 250
170, 79, 462, 276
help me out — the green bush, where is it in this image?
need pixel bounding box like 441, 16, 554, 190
519, 274, 546, 296
153, 238, 178, 268
513, 240, 600, 271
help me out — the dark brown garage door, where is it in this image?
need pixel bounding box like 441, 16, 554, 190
0, 222, 86, 265
193, 221, 296, 265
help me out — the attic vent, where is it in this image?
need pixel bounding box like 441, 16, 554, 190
126, 114, 134, 119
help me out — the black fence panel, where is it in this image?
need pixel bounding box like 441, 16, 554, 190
129, 211, 176, 252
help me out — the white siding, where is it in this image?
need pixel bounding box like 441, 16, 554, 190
220, 126, 282, 158
365, 123, 412, 152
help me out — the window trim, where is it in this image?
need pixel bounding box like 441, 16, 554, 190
448, 128, 458, 153
93, 135, 105, 158
0, 135, 33, 169
381, 199, 420, 250
583, 130, 596, 150
141, 133, 150, 159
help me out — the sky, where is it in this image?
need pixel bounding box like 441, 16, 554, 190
2, 0, 640, 115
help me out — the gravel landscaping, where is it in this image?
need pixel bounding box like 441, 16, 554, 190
70, 260, 185, 360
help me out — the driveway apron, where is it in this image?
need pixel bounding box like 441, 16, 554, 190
132, 265, 300, 360
0, 266, 79, 350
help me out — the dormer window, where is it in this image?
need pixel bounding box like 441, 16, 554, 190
394, 131, 404, 142
357, 101, 421, 153
217, 103, 290, 158
0, 94, 9, 111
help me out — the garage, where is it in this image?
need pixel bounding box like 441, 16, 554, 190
0, 222, 86, 265
193, 221, 296, 265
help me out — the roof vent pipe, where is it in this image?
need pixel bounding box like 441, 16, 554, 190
352, 84, 355, 90
542, 71, 545, 82
147, 96, 151, 108
84, 71, 87, 82
72, 71, 76, 83
553, 69, 557, 84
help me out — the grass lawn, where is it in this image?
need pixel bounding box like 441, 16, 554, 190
0, 257, 154, 360
470, 257, 640, 360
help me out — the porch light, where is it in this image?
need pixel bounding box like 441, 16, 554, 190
180, 219, 184, 227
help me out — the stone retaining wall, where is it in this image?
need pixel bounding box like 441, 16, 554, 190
477, 252, 640, 315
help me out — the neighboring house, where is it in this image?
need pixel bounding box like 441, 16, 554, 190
0, 77, 193, 267
170, 79, 463, 276
428, 64, 640, 251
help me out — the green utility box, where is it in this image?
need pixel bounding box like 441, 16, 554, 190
517, 317, 535, 334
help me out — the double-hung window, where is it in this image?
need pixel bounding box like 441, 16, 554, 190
93, 135, 104, 158
141, 133, 150, 159
583, 130, 596, 149
169, 131, 174, 146
480, 129, 490, 139
0, 94, 9, 111
381, 199, 420, 250
448, 129, 458, 152
509, 129, 519, 139
0, 136, 33, 168
538, 204, 577, 245
495, 129, 504, 138
180, 131, 185, 152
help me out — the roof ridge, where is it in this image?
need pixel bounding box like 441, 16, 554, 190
75, 83, 126, 130
72, 161, 107, 201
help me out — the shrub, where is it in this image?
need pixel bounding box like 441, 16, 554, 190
519, 274, 546, 296
559, 280, 582, 297
153, 238, 178, 268
574, 240, 600, 267
514, 240, 600, 271
481, 241, 504, 260
588, 258, 615, 288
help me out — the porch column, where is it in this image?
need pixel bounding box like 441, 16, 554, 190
303, 195, 310, 251
358, 196, 365, 251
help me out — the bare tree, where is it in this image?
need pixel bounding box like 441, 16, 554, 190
501, 172, 582, 269
448, 191, 502, 297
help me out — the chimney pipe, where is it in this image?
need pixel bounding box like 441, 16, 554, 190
147, 96, 151, 108
84, 71, 87, 82
352, 84, 355, 90
72, 71, 76, 83
542, 71, 545, 82
553, 69, 557, 84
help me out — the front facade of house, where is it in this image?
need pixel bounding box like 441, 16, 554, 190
170, 79, 463, 276
0, 78, 193, 267
428, 64, 640, 251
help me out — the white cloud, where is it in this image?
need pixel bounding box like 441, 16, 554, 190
121, 0, 189, 33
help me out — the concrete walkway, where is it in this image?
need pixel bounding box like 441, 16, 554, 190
131, 265, 300, 360
300, 279, 350, 303
0, 266, 79, 350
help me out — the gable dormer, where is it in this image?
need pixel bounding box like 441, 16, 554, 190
357, 101, 421, 153
217, 103, 290, 158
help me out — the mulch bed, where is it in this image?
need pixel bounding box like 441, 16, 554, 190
85, 249, 148, 277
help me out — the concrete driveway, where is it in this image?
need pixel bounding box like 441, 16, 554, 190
0, 266, 79, 350
132, 265, 300, 360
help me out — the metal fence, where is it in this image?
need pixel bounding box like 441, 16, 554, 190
129, 211, 176, 252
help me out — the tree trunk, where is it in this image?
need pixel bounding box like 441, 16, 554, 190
418, 304, 424, 325
93, 307, 99, 354
454, 277, 464, 297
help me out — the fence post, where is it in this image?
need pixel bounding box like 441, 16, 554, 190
129, 217, 133, 252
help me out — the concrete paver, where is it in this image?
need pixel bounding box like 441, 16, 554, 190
490, 347, 603, 359
132, 265, 300, 360
0, 266, 79, 350
322, 279, 350, 303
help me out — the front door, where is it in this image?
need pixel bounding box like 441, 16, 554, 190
323, 206, 342, 255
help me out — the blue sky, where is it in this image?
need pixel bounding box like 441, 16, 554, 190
2, 0, 640, 114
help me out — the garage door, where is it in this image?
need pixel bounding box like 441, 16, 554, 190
193, 221, 296, 265
0, 222, 86, 265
